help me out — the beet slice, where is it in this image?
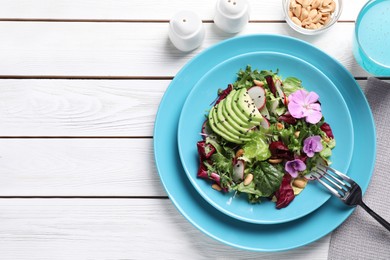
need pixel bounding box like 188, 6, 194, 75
265, 75, 277, 96
320, 122, 334, 139
197, 141, 216, 160
278, 112, 297, 125
269, 141, 293, 160
215, 84, 233, 105
275, 174, 295, 209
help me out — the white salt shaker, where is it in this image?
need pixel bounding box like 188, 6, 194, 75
214, 0, 250, 33
168, 10, 205, 52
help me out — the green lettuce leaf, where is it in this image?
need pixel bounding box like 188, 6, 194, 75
283, 77, 303, 96
320, 146, 332, 158
242, 131, 271, 161
205, 136, 222, 154
327, 138, 336, 149
319, 138, 336, 165
233, 181, 263, 196
233, 65, 277, 89
253, 162, 284, 197
210, 153, 233, 174
279, 125, 295, 145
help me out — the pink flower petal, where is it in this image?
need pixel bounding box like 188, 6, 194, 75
308, 103, 321, 112
287, 89, 323, 124
304, 91, 319, 104
288, 101, 306, 118
305, 109, 322, 124
292, 90, 308, 105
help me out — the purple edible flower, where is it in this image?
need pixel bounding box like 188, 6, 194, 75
303, 135, 323, 157
285, 159, 306, 178
287, 89, 322, 124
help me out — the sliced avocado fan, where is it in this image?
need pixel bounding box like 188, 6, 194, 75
208, 88, 264, 144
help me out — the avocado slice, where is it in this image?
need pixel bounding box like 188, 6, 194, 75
220, 99, 255, 135
231, 90, 248, 123
208, 106, 245, 144
235, 88, 263, 122
231, 88, 263, 124
216, 100, 248, 136
214, 104, 251, 142
224, 89, 260, 129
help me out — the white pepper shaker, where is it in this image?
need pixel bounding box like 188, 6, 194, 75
214, 0, 250, 33
168, 10, 205, 52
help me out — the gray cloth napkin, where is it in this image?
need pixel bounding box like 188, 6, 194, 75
328, 77, 390, 260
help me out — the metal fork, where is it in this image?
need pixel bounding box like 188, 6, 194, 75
312, 164, 390, 232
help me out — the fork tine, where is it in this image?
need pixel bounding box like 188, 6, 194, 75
322, 165, 354, 185
317, 169, 343, 190
312, 172, 342, 198
316, 167, 347, 191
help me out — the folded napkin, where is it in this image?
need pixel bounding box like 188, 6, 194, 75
328, 77, 390, 260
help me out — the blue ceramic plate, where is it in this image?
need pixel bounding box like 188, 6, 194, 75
154, 35, 376, 251
177, 51, 353, 224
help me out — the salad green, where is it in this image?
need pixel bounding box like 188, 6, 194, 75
197, 66, 336, 208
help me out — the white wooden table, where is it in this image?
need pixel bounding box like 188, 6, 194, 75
0, 0, 371, 259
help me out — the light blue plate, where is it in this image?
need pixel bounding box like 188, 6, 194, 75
154, 35, 376, 251
177, 51, 353, 224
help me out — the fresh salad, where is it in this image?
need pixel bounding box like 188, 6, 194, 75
197, 66, 336, 209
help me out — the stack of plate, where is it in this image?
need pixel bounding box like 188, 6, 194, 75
153, 35, 376, 251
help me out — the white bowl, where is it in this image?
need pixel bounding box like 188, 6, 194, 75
282, 0, 343, 35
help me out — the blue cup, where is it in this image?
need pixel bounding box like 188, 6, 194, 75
353, 0, 390, 76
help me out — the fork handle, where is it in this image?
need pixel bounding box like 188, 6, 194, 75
359, 201, 390, 232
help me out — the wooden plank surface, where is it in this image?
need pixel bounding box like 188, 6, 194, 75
0, 0, 367, 21
0, 199, 330, 259
0, 138, 165, 196
0, 22, 368, 77
0, 80, 166, 137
